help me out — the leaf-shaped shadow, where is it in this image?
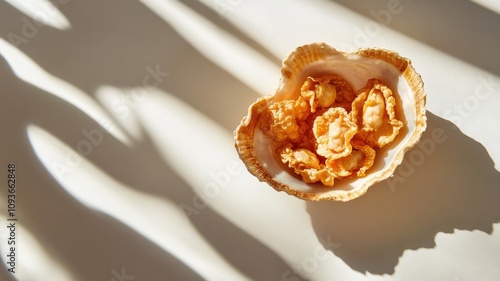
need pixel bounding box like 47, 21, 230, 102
306, 111, 500, 274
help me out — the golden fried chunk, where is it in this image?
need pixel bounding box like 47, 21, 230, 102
301, 77, 337, 112
300, 74, 356, 112
351, 79, 403, 147
326, 140, 376, 178
259, 98, 310, 143
279, 145, 335, 186
313, 107, 358, 160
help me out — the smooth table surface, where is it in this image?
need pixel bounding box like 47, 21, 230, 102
1, 0, 499, 280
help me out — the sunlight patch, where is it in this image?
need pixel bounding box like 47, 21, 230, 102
4, 0, 71, 30
0, 38, 131, 146
26, 124, 249, 281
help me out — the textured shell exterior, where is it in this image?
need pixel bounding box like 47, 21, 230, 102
234, 43, 426, 201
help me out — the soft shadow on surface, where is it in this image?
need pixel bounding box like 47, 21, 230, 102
0, 264, 16, 281
0, 59, 204, 281
0, 0, 295, 278
179, 0, 281, 65
331, 0, 500, 77
0, 0, 263, 132
307, 112, 500, 274
0, 57, 294, 280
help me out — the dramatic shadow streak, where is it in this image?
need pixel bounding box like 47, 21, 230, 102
0, 53, 293, 281
0, 264, 16, 281
0, 0, 295, 279
0, 57, 204, 281
180, 0, 281, 65
307, 112, 500, 274
331, 0, 500, 77
0, 0, 263, 133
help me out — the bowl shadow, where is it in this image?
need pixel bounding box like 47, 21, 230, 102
306, 111, 500, 274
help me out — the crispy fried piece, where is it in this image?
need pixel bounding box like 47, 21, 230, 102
279, 145, 335, 186
300, 74, 356, 112
301, 77, 336, 112
297, 107, 327, 152
351, 79, 403, 147
326, 139, 376, 178
313, 107, 358, 160
259, 97, 310, 143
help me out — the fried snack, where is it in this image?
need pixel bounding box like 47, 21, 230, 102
259, 77, 402, 185
351, 79, 403, 147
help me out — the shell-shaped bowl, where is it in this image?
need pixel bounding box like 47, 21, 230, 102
234, 43, 426, 201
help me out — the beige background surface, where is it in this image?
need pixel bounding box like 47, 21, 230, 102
1, 0, 499, 280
